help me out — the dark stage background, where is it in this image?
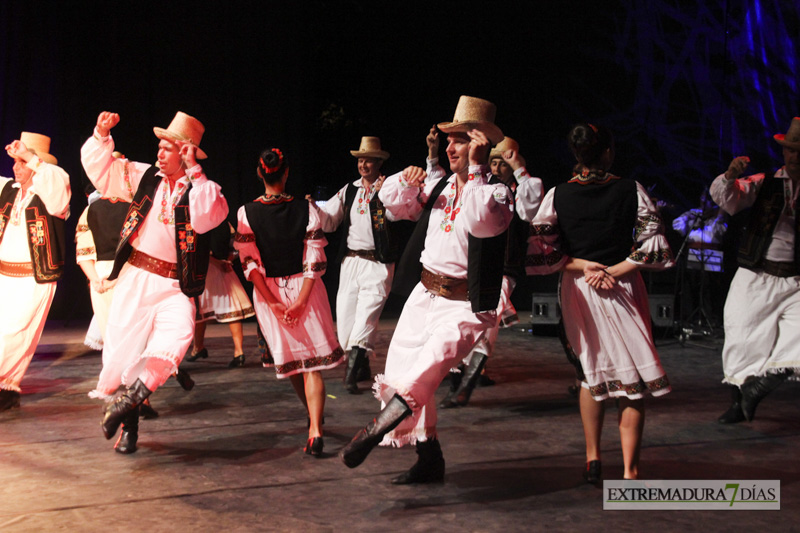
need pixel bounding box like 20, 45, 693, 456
1, 1, 798, 321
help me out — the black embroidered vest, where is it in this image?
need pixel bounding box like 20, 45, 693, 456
0, 182, 66, 283
87, 198, 130, 261
335, 181, 398, 264
108, 167, 210, 297
394, 175, 507, 313
244, 195, 309, 277
737, 172, 800, 271
553, 177, 638, 266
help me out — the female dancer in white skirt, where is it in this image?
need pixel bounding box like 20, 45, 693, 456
234, 147, 344, 456
527, 123, 673, 482
189, 221, 255, 368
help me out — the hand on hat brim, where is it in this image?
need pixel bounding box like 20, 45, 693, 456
154, 129, 208, 159
468, 130, 491, 167
436, 121, 503, 145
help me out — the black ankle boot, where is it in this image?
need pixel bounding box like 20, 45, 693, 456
741, 370, 793, 421
718, 385, 745, 424
391, 438, 446, 484
340, 394, 412, 468
344, 347, 366, 394
115, 406, 140, 454
102, 379, 152, 439
440, 353, 487, 409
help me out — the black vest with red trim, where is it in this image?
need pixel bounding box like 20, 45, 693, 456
0, 181, 66, 283
394, 175, 508, 313
336, 181, 398, 264
244, 194, 309, 277
108, 167, 210, 297
87, 198, 130, 261
737, 172, 800, 271
553, 176, 638, 266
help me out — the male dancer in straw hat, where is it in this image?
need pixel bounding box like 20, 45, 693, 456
711, 116, 800, 424
436, 135, 542, 408
317, 136, 397, 394
81, 111, 228, 452
340, 96, 520, 484
0, 133, 70, 412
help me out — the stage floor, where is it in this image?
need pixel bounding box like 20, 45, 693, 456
1, 319, 797, 531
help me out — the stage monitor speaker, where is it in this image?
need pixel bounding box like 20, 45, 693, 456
649, 294, 674, 328
531, 293, 560, 324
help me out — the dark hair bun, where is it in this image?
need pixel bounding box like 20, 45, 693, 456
257, 147, 287, 184
568, 123, 613, 168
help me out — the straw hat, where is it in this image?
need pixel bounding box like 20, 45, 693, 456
350, 136, 390, 160
153, 111, 208, 159
489, 136, 519, 159
774, 117, 800, 150
7, 132, 58, 165
437, 95, 504, 145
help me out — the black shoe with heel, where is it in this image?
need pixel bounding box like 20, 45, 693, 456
583, 460, 602, 484
186, 348, 208, 362
228, 354, 245, 368
304, 437, 324, 457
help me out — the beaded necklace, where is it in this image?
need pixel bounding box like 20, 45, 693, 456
157, 179, 187, 225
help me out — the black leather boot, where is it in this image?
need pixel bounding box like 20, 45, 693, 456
440, 353, 487, 409
717, 385, 745, 424
102, 379, 152, 439
340, 394, 412, 468
391, 438, 445, 484
356, 356, 372, 383
438, 364, 465, 409
115, 406, 140, 454
344, 347, 366, 394
741, 370, 793, 422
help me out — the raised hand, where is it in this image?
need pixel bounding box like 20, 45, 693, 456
96, 112, 120, 137
179, 142, 198, 169
467, 129, 490, 166
725, 156, 750, 181
5, 140, 32, 162
426, 125, 440, 159
502, 149, 526, 172
402, 165, 427, 187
